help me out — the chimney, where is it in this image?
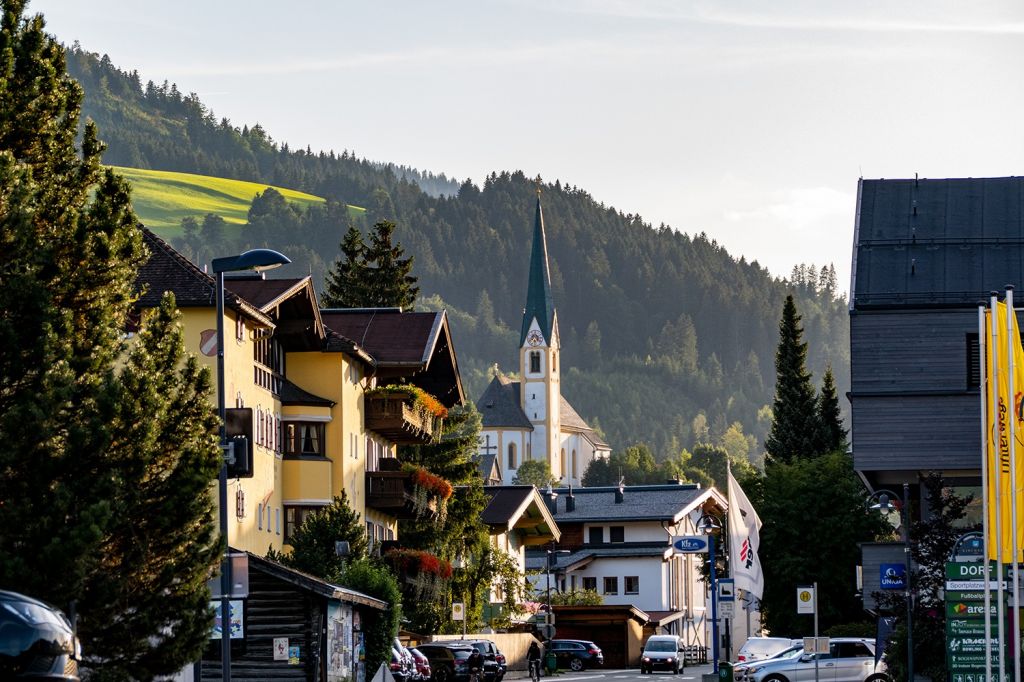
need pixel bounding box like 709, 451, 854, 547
566, 484, 575, 512
544, 484, 558, 515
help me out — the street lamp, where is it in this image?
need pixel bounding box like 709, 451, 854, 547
212, 248, 290, 681
866, 484, 913, 682
697, 512, 723, 674
544, 546, 570, 641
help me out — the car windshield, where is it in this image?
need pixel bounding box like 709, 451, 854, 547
645, 641, 676, 652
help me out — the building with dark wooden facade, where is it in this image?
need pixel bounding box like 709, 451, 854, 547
849, 176, 1024, 601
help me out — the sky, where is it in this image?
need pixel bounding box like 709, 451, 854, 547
28, 0, 1024, 294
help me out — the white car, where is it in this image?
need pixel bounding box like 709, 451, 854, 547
734, 645, 803, 682
746, 638, 889, 682
736, 637, 800, 663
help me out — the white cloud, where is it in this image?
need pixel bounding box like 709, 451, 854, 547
725, 186, 853, 233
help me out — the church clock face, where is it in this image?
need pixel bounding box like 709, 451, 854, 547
527, 330, 544, 347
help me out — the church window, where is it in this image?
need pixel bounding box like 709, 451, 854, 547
553, 352, 557, 372
508, 443, 517, 469
572, 450, 577, 479
530, 351, 541, 373
526, 443, 532, 460
560, 448, 566, 477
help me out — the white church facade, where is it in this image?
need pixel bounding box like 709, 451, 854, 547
475, 196, 610, 486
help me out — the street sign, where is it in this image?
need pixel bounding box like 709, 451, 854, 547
452, 602, 465, 621
803, 637, 828, 654
719, 601, 734, 618
538, 624, 555, 640
796, 586, 815, 614
946, 561, 1004, 681
672, 536, 709, 553
718, 579, 735, 602
879, 563, 907, 589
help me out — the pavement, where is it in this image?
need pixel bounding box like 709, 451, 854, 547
503, 666, 717, 682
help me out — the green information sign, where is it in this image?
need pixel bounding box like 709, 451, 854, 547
946, 561, 1004, 681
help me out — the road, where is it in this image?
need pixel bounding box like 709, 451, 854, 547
520, 666, 717, 682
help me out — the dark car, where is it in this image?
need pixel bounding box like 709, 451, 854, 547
436, 639, 505, 682
0, 590, 81, 681
410, 648, 432, 682
547, 639, 604, 671
417, 643, 477, 682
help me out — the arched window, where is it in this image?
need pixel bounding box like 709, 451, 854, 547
526, 442, 532, 461
530, 351, 541, 373
572, 450, 577, 479
560, 448, 567, 478
508, 442, 517, 470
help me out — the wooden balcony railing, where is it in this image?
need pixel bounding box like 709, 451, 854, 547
365, 470, 438, 520
364, 391, 441, 444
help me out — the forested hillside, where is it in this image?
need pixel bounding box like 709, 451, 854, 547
66, 45, 850, 465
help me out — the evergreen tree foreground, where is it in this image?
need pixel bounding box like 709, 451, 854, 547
0, 2, 222, 675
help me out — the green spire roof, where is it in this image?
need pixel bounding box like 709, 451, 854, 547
520, 195, 556, 346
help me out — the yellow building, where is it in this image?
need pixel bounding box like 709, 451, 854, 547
136, 229, 464, 556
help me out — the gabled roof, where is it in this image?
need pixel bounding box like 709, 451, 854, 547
475, 453, 502, 484
544, 484, 726, 523
245, 551, 386, 609
481, 485, 561, 543
225, 275, 325, 352
135, 228, 273, 327
520, 196, 557, 346
477, 375, 533, 429
321, 308, 465, 407
559, 396, 609, 448
853, 176, 1024, 309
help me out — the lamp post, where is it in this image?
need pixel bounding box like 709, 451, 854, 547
697, 513, 723, 674
545, 546, 569, 641
212, 249, 290, 681
866, 484, 913, 682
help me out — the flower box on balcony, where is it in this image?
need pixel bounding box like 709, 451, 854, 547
364, 385, 446, 444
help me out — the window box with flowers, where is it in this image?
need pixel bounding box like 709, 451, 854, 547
384, 548, 454, 600
364, 384, 448, 444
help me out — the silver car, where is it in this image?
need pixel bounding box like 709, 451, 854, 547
746, 638, 889, 682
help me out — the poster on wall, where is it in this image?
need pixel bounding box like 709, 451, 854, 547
209, 599, 244, 640
327, 602, 354, 682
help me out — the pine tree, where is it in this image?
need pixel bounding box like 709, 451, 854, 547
268, 492, 368, 580
90, 293, 223, 679
764, 295, 821, 463
322, 225, 367, 307
363, 219, 419, 309
816, 364, 847, 453
0, 3, 218, 675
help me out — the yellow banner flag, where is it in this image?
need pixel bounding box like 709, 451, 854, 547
987, 302, 1013, 561
986, 301, 1024, 562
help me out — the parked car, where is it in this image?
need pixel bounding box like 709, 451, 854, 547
417, 643, 476, 682
736, 636, 801, 663
432, 639, 504, 682
0, 590, 81, 681
546, 639, 604, 671
391, 640, 416, 682
640, 634, 684, 674
733, 645, 803, 682
746, 638, 889, 682
410, 648, 432, 682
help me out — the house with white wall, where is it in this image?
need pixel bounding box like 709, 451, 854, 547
525, 483, 728, 654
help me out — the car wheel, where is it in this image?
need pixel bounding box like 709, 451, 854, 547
570, 658, 585, 672
762, 676, 790, 682
674, 662, 681, 674
865, 676, 891, 682
434, 667, 449, 682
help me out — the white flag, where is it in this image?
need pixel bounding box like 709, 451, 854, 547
728, 469, 764, 600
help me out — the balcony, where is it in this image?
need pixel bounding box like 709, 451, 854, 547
365, 470, 438, 520
364, 388, 444, 445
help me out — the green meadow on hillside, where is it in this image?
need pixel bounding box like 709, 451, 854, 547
112, 166, 363, 234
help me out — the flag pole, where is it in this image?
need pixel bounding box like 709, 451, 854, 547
1007, 286, 1022, 682
992, 291, 1007, 681
980, 303, 993, 682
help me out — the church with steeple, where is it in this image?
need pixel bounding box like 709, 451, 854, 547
475, 194, 610, 487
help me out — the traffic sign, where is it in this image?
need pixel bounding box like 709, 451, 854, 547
796, 586, 814, 614
719, 601, 734, 618
718, 579, 735, 602
672, 536, 709, 553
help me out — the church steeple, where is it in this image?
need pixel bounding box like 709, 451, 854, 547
520, 193, 556, 346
